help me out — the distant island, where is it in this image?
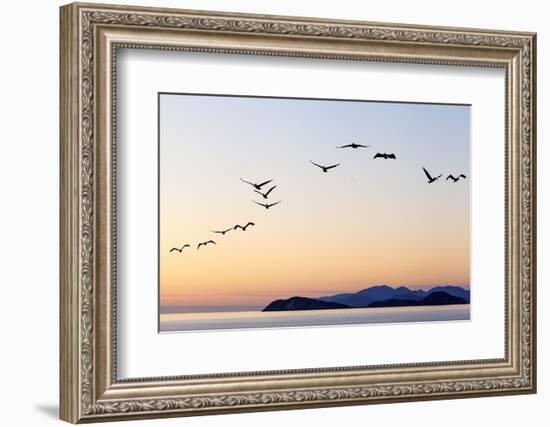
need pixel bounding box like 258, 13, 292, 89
262, 285, 469, 312
262, 297, 351, 311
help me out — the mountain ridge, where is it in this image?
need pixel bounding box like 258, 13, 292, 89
261, 285, 470, 312
319, 284, 469, 307
367, 291, 467, 308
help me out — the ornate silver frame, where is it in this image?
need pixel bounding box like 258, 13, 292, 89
60, 2, 537, 423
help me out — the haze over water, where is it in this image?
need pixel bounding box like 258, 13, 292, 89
160, 305, 470, 332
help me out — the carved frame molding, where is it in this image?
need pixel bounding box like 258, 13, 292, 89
60, 2, 536, 423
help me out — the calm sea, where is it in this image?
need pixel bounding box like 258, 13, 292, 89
159, 304, 470, 332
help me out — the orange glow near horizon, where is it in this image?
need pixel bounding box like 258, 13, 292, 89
159, 94, 470, 311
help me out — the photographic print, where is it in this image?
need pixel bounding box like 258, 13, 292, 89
159, 93, 470, 332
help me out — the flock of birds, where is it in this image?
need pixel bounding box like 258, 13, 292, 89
169, 178, 279, 254
241, 178, 282, 209
309, 142, 467, 185
169, 220, 256, 253
169, 141, 466, 254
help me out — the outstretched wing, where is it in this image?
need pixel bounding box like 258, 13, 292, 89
253, 200, 266, 207
253, 189, 264, 197
169, 248, 178, 252
422, 167, 434, 181
459, 174, 467, 179
356, 144, 369, 148
267, 201, 281, 208
446, 174, 455, 180
326, 163, 340, 170
207, 240, 216, 245
211, 230, 224, 234
245, 222, 255, 229
233, 224, 244, 230
338, 144, 353, 148
197, 243, 203, 250
264, 185, 276, 197
257, 179, 273, 188
240, 178, 255, 187
183, 244, 190, 248
310, 160, 323, 169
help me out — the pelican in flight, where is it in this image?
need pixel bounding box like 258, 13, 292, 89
446, 174, 467, 182
197, 240, 216, 250
211, 227, 232, 235
337, 143, 369, 149
254, 185, 276, 199
253, 201, 281, 210
240, 178, 273, 191
169, 244, 190, 253
373, 153, 396, 160
422, 167, 442, 184
310, 160, 340, 173
234, 222, 255, 231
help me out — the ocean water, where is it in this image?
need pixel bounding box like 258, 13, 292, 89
159, 304, 470, 332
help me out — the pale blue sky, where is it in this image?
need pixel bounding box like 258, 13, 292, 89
159, 93, 470, 311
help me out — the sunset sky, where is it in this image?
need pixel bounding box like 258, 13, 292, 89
159, 93, 470, 313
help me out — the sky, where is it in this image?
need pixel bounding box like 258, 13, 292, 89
159, 93, 470, 313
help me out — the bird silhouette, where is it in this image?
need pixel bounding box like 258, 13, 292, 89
240, 178, 273, 191
337, 143, 370, 149
310, 160, 340, 173
211, 227, 233, 235
254, 185, 276, 199
197, 240, 216, 250
373, 153, 396, 159
422, 167, 442, 183
446, 174, 467, 182
234, 222, 255, 231
253, 200, 281, 210
169, 244, 190, 253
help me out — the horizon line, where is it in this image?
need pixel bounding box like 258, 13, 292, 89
161, 283, 470, 309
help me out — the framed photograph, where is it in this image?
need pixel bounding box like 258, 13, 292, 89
157, 93, 473, 332
60, 2, 537, 423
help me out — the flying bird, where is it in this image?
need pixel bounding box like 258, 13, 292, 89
169, 244, 190, 253
337, 143, 370, 149
422, 167, 442, 183
240, 178, 273, 191
446, 174, 467, 182
210, 227, 233, 235
197, 240, 216, 250
373, 153, 396, 160
234, 222, 255, 231
310, 160, 340, 173
254, 185, 277, 199
253, 200, 281, 210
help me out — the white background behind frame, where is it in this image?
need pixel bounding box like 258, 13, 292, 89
2, 1, 548, 426
116, 48, 505, 378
